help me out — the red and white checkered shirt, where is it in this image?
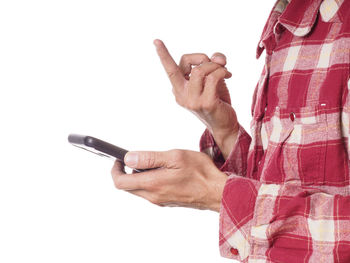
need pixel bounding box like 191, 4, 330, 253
200, 0, 350, 262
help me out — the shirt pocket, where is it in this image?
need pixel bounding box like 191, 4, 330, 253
323, 106, 349, 186
259, 102, 328, 185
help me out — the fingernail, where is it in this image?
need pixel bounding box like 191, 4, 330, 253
125, 152, 138, 168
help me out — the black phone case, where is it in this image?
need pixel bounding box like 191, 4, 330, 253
68, 134, 128, 162
68, 134, 148, 173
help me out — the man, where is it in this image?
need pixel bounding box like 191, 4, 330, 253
111, 0, 350, 261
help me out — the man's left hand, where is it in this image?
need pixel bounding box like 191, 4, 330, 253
111, 150, 227, 212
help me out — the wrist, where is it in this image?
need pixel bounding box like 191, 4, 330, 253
211, 121, 239, 141
207, 170, 228, 212
211, 123, 239, 160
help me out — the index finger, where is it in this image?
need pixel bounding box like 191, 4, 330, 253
154, 39, 185, 88
113, 168, 165, 191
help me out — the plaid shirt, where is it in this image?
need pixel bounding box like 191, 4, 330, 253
200, 0, 350, 262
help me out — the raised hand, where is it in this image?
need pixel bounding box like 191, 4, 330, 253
153, 39, 239, 158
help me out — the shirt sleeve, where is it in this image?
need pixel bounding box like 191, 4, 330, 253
219, 175, 350, 261
199, 123, 252, 177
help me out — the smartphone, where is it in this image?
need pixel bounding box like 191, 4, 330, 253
68, 134, 148, 173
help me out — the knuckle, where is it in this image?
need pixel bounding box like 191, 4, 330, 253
113, 177, 123, 189
167, 70, 177, 79
198, 53, 210, 62
180, 54, 189, 63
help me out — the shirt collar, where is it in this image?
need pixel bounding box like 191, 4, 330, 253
256, 0, 345, 59
278, 0, 324, 37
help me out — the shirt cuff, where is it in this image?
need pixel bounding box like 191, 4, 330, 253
218, 173, 260, 261
199, 123, 252, 176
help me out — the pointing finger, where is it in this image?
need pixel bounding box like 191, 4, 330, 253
154, 39, 185, 88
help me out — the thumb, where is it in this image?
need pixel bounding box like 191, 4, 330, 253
124, 151, 167, 169
210, 52, 227, 66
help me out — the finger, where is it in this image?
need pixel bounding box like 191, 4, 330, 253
112, 169, 162, 191
111, 160, 126, 187
202, 67, 229, 102
111, 160, 126, 177
188, 62, 229, 99
153, 39, 186, 89
210, 52, 227, 66
225, 71, 233, 79
179, 53, 210, 77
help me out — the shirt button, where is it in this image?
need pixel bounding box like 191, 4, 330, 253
230, 247, 239, 255
290, 112, 295, 121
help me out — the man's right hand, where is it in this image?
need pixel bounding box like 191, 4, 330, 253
153, 39, 239, 159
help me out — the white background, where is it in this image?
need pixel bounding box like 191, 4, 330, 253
0, 0, 273, 262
